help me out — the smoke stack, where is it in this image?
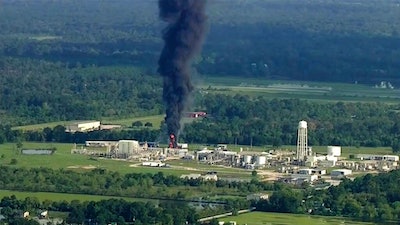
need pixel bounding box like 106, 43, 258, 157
158, 0, 208, 141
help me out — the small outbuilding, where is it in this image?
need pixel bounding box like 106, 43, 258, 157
331, 169, 352, 179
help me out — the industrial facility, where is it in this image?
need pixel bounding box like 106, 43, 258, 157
65, 120, 101, 133
71, 138, 189, 160
65, 120, 122, 133
70, 119, 400, 187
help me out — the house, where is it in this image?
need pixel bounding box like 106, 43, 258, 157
40, 210, 48, 219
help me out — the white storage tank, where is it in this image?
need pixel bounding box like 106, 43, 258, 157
243, 155, 253, 164
119, 140, 139, 155
327, 146, 341, 157
255, 155, 266, 166
299, 120, 307, 129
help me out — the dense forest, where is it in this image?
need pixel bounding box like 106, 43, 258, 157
1, 98, 400, 149
1, 0, 399, 84
1, 0, 400, 126
0, 59, 163, 125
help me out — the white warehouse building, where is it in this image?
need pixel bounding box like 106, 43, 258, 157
118, 140, 140, 155
355, 154, 399, 162
65, 120, 101, 133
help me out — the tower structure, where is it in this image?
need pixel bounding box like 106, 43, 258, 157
296, 120, 308, 162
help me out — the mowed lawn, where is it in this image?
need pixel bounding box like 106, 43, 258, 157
0, 142, 254, 178
0, 142, 189, 176
220, 212, 376, 225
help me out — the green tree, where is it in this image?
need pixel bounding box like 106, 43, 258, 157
132, 121, 143, 127
391, 139, 400, 153
10, 158, 17, 165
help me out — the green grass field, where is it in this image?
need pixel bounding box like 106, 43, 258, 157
12, 114, 165, 131
0, 142, 254, 179
199, 77, 400, 104
101, 114, 165, 129
219, 211, 376, 225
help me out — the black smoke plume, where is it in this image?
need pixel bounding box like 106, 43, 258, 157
158, 0, 208, 141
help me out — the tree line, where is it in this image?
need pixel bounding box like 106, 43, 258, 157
0, 195, 198, 225
1, 0, 400, 89
2, 96, 400, 150
0, 167, 278, 201
256, 169, 400, 223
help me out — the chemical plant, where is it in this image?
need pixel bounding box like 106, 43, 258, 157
71, 120, 399, 186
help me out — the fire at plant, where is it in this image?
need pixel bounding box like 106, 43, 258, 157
169, 134, 178, 149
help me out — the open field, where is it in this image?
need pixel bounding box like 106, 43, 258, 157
0, 142, 253, 179
12, 114, 165, 131
199, 76, 400, 103
29, 35, 62, 41
219, 211, 379, 225
12, 121, 71, 131
311, 146, 394, 158
101, 114, 165, 129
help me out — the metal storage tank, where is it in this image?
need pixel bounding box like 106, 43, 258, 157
118, 140, 139, 155
255, 155, 266, 166
327, 146, 341, 157
243, 155, 253, 164
299, 120, 307, 129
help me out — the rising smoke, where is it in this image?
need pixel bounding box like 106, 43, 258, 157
158, 0, 208, 141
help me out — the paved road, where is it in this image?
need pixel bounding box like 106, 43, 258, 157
198, 207, 256, 223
